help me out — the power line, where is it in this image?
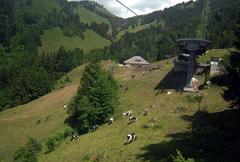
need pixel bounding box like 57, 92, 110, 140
115, 0, 138, 16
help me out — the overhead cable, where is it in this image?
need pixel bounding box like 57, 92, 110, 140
115, 0, 138, 16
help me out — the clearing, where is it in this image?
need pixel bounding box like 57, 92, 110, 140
38, 28, 111, 54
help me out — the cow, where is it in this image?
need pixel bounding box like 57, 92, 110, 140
129, 116, 137, 123
109, 117, 114, 125
71, 132, 79, 141
92, 125, 99, 132
143, 108, 149, 116
126, 133, 137, 144
63, 104, 67, 109
151, 105, 156, 109
123, 110, 133, 117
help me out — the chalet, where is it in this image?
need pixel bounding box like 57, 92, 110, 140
124, 56, 150, 67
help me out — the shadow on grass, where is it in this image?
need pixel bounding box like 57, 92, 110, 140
154, 68, 187, 95
137, 109, 240, 162
64, 115, 84, 134
209, 74, 238, 107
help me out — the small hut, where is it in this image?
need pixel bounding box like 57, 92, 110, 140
210, 57, 221, 76
124, 56, 150, 67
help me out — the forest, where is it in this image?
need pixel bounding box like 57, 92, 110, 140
0, 0, 240, 110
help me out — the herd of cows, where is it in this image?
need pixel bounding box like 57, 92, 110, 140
68, 104, 151, 145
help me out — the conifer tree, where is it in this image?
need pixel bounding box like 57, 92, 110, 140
68, 63, 118, 133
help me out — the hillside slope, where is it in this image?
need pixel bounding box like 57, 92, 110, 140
39, 28, 111, 53
0, 51, 230, 162
74, 6, 111, 26
0, 0, 115, 110
0, 66, 85, 162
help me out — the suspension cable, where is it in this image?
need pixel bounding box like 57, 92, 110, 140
115, 0, 138, 16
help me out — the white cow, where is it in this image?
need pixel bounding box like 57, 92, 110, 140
109, 117, 114, 125
123, 110, 133, 117
71, 132, 79, 141
126, 133, 137, 144
144, 108, 149, 116
129, 116, 137, 123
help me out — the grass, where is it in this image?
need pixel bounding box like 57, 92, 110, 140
38, 28, 111, 54
74, 6, 111, 27
116, 20, 164, 40
0, 57, 230, 162
198, 49, 231, 63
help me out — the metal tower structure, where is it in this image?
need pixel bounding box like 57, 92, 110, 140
176, 38, 211, 91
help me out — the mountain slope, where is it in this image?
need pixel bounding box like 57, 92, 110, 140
39, 28, 111, 53
0, 50, 230, 161
0, 0, 114, 110
0, 65, 84, 162
110, 0, 239, 63
74, 6, 111, 26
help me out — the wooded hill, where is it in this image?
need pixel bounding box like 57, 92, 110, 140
0, 0, 240, 110
101, 0, 240, 63
0, 0, 116, 110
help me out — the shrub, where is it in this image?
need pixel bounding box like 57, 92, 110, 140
46, 127, 73, 152
35, 119, 41, 125
46, 137, 56, 152
141, 123, 151, 129
14, 137, 42, 162
186, 94, 203, 104
153, 123, 163, 130
82, 154, 91, 161
171, 150, 195, 162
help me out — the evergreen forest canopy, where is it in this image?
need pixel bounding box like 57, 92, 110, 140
0, 0, 240, 111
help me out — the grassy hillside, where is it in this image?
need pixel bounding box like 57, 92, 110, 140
74, 6, 111, 27
116, 20, 163, 40
0, 55, 230, 162
0, 65, 85, 162
38, 28, 111, 54
198, 49, 231, 63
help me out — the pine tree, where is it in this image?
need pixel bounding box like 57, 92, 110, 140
68, 63, 118, 133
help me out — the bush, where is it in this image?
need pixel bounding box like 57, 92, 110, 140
141, 123, 151, 129
46, 127, 73, 152
186, 94, 203, 104
153, 123, 163, 130
14, 137, 42, 162
46, 137, 56, 152
171, 150, 195, 162
82, 154, 91, 161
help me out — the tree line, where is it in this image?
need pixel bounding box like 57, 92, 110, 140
0, 47, 84, 111
0, 0, 112, 111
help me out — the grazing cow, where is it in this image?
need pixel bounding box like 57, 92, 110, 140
71, 132, 79, 141
151, 105, 156, 109
126, 133, 137, 144
109, 117, 114, 125
144, 108, 149, 116
124, 86, 129, 92
129, 116, 137, 123
92, 125, 99, 131
123, 110, 133, 117
63, 104, 67, 109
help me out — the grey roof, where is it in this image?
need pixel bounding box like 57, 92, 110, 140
124, 56, 150, 65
